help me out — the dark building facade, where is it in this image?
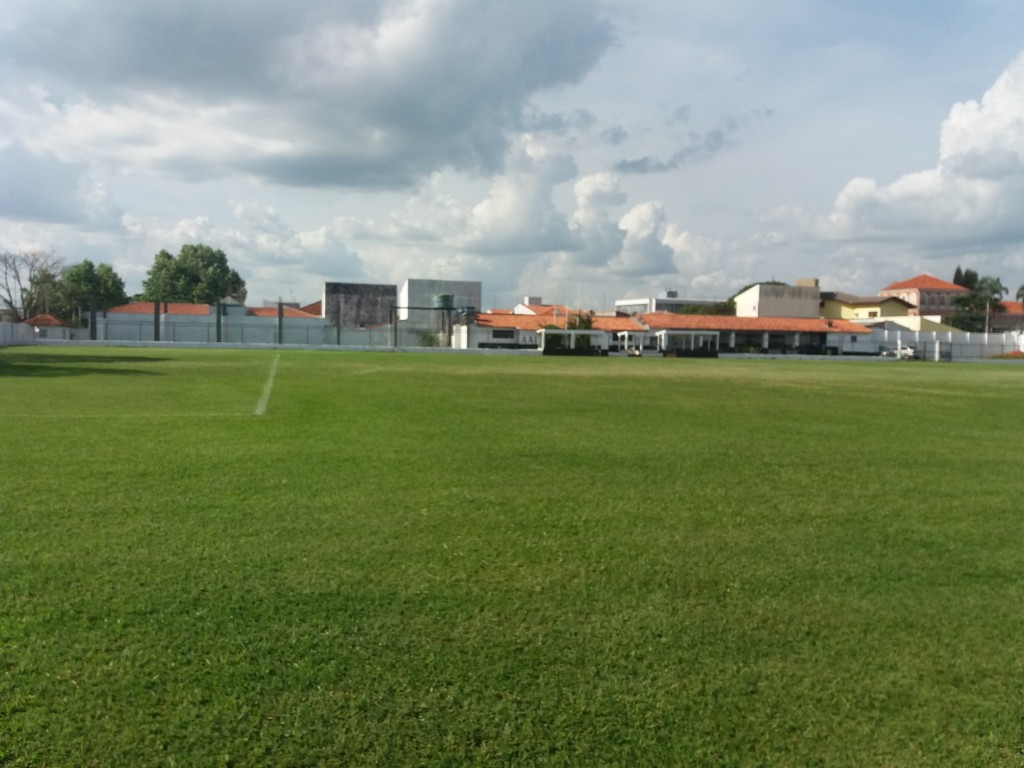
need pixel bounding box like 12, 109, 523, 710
324, 283, 397, 328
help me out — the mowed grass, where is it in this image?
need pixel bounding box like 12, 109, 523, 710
1, 346, 1022, 767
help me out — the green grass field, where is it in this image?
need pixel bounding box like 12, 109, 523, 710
1, 346, 1022, 766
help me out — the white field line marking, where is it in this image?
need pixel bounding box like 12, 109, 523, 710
254, 354, 281, 416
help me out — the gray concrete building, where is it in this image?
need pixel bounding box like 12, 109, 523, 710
323, 282, 397, 328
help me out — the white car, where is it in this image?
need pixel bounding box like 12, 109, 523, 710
880, 344, 916, 359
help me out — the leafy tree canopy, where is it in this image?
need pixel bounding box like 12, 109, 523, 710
566, 311, 594, 330
953, 266, 979, 290
141, 244, 247, 305
952, 274, 1007, 332
677, 299, 736, 316
60, 260, 128, 318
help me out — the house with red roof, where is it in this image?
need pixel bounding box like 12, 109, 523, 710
993, 300, 1024, 332
22, 313, 71, 339
820, 292, 915, 321
877, 274, 967, 317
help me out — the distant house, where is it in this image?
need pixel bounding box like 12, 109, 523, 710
878, 274, 967, 317
993, 300, 1024, 332
23, 313, 71, 340
457, 311, 548, 349
820, 292, 914, 321
512, 299, 575, 325
23, 313, 64, 327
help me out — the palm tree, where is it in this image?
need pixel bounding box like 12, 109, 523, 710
977, 276, 1008, 334
1016, 284, 1024, 304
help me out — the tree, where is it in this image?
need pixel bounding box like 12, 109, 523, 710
60, 260, 128, 324
953, 268, 979, 290
1016, 284, 1024, 304
141, 244, 246, 305
953, 275, 1007, 332
566, 310, 594, 330
0, 249, 63, 321
677, 299, 735, 316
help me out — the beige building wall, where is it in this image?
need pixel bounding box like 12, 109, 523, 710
735, 284, 820, 318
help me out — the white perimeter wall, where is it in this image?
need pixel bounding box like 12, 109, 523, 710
92, 315, 374, 345
838, 328, 1024, 360
0, 321, 35, 346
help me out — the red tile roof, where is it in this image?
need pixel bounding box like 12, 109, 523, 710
475, 313, 552, 331
248, 306, 321, 319
518, 304, 573, 317
882, 274, 967, 292
639, 312, 871, 334
592, 316, 646, 332
478, 311, 868, 334
301, 300, 322, 316
1000, 301, 1023, 314
107, 302, 211, 316
23, 313, 63, 327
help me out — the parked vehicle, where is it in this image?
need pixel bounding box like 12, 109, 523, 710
880, 344, 916, 359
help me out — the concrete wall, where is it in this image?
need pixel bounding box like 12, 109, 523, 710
323, 282, 396, 327
92, 313, 381, 346
736, 284, 820, 318
0, 321, 36, 346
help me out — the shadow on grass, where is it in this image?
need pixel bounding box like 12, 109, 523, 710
0, 353, 167, 378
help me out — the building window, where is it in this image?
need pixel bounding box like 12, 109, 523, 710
492, 329, 514, 339
868, 311, 877, 318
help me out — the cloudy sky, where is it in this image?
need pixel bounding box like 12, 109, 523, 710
3, 0, 1024, 309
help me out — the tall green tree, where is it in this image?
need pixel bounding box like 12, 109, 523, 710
954, 268, 979, 290
141, 244, 246, 305
953, 275, 1007, 332
59, 260, 128, 324
1015, 284, 1024, 304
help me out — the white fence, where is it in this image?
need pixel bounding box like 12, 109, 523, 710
90, 317, 467, 348
0, 321, 35, 346
89, 318, 392, 346
841, 328, 1024, 361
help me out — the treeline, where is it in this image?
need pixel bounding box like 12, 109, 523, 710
0, 244, 246, 325
950, 266, 1024, 332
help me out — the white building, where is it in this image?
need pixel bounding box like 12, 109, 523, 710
398, 279, 482, 327
734, 281, 821, 319
615, 289, 715, 316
